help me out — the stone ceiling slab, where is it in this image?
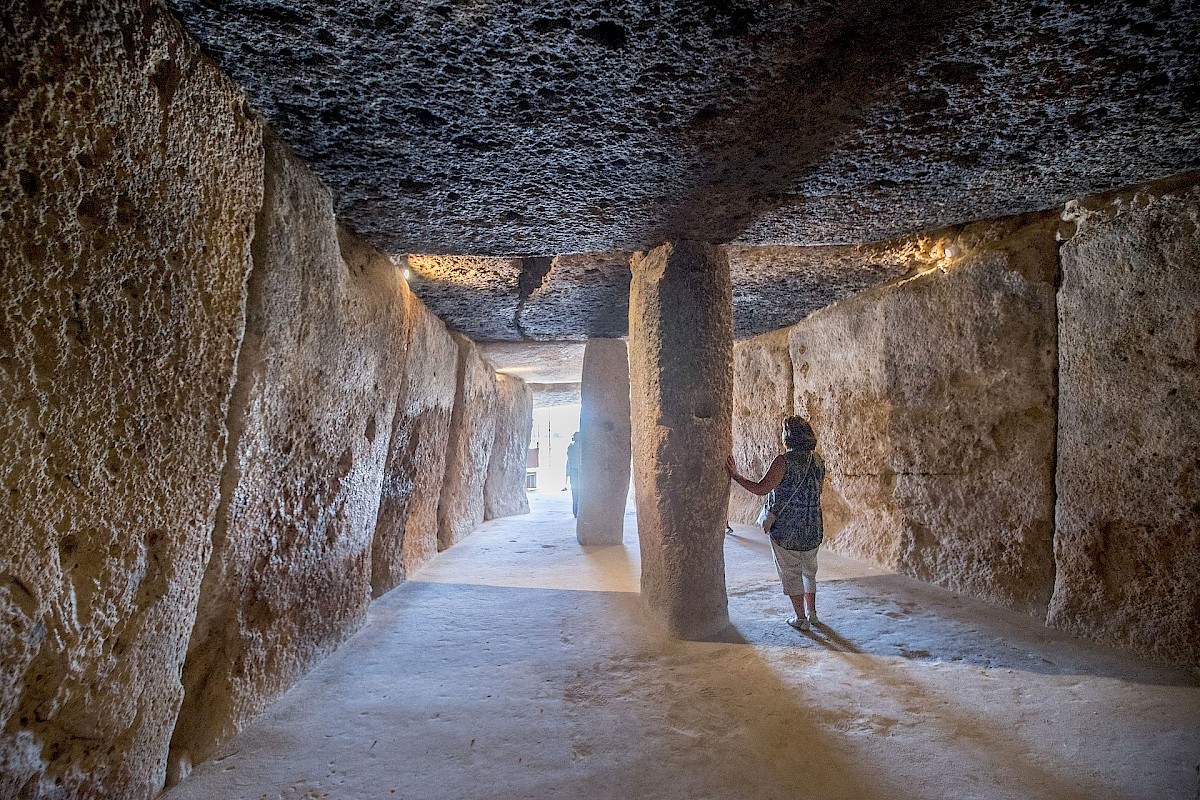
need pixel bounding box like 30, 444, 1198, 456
410, 240, 941, 340
481, 341, 587, 383
169, 0, 1200, 255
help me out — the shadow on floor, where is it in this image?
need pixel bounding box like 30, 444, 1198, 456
723, 574, 1197, 688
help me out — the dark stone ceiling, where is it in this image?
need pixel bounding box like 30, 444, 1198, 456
168, 0, 1199, 342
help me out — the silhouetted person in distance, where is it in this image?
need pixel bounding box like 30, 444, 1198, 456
726, 416, 826, 631
565, 432, 581, 517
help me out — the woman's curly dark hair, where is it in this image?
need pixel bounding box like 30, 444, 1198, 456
783, 416, 817, 451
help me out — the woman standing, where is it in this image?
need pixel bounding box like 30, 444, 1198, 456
726, 416, 826, 631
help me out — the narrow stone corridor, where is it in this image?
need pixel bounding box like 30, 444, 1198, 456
163, 492, 1199, 800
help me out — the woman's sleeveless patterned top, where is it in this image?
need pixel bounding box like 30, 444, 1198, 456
767, 449, 825, 551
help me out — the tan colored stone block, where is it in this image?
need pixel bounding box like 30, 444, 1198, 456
0, 3, 262, 796
789, 216, 1059, 615
629, 242, 732, 639
168, 136, 409, 775
729, 329, 795, 526
1050, 179, 1200, 668
484, 375, 534, 520
576, 339, 632, 545
438, 335, 499, 550
529, 382, 583, 408
371, 295, 458, 596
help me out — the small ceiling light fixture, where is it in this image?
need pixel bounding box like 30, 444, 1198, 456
943, 244, 959, 260
402, 268, 412, 280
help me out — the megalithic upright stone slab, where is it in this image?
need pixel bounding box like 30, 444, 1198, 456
577, 338, 632, 546
628, 241, 732, 640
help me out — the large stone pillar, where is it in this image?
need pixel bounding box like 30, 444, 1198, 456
576, 338, 632, 545
628, 241, 732, 639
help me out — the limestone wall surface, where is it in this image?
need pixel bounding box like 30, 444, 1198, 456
729, 329, 795, 526
438, 334, 501, 550
791, 216, 1060, 616
484, 375, 534, 520
167, 135, 410, 776
371, 294, 459, 596
0, 4, 263, 797
1050, 181, 1200, 668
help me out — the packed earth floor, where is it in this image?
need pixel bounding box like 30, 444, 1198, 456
164, 492, 1200, 800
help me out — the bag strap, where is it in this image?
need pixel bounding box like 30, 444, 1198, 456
772, 453, 813, 515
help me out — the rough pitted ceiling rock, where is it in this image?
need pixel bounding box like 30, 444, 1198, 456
167, 0, 1200, 256
403, 254, 523, 340
406, 239, 954, 341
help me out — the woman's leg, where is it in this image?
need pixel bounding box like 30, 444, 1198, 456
772, 542, 812, 630
801, 547, 819, 622
786, 595, 810, 630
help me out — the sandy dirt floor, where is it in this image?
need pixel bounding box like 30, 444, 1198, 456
164, 491, 1200, 800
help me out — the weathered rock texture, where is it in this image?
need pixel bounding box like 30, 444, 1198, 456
405, 255, 523, 340
729, 329, 794, 525
407, 243, 929, 342
168, 136, 409, 776
529, 383, 583, 408
483, 375, 534, 520
438, 334, 500, 550
521, 252, 632, 340
172, 0, 1199, 254
0, 4, 262, 797
481, 341, 586, 383
727, 242, 919, 338
576, 339, 633, 546
787, 215, 1060, 616
629, 242, 732, 639
1050, 179, 1200, 668
370, 292, 459, 597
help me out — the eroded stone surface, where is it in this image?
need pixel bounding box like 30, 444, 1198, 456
629, 242, 732, 639
521, 252, 632, 340
438, 334, 499, 550
728, 330, 794, 526
728, 242, 923, 338
409, 241, 936, 342
529, 382, 583, 408
576, 339, 632, 546
1050, 179, 1200, 668
170, 0, 1199, 255
169, 136, 409, 774
0, 4, 262, 797
481, 341, 586, 383
371, 292, 459, 597
405, 255, 523, 340
484, 375, 534, 520
788, 215, 1060, 616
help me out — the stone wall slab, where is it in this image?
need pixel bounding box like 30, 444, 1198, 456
1050, 180, 1200, 668
438, 335, 499, 549
788, 216, 1059, 615
729, 329, 794, 526
0, 3, 263, 796
168, 135, 409, 775
483, 375, 534, 520
371, 293, 458, 596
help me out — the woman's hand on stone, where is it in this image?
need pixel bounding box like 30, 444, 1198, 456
725, 455, 739, 479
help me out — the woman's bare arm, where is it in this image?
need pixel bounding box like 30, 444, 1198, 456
726, 454, 785, 496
